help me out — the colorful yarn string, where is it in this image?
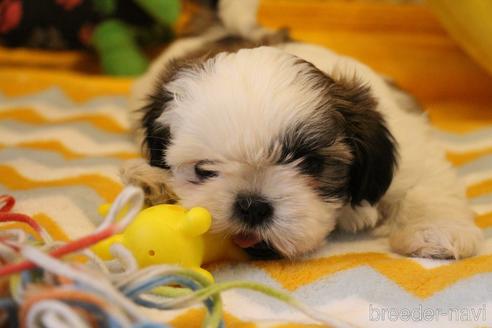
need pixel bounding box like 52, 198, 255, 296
0, 187, 352, 328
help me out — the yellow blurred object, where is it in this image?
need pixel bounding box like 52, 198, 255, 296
93, 204, 246, 282
427, 0, 492, 76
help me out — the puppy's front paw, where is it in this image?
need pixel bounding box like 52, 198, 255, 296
337, 201, 379, 233
120, 159, 176, 205
389, 219, 483, 259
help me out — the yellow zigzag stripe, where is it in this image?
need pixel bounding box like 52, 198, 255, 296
467, 178, 492, 198
427, 102, 492, 133
0, 165, 121, 202
5, 140, 491, 198
171, 309, 242, 328
0, 213, 69, 242
276, 324, 324, 328
476, 212, 492, 228
0, 68, 132, 102
255, 252, 492, 298
447, 148, 492, 166
0, 108, 127, 133
0, 141, 140, 160
0, 47, 89, 70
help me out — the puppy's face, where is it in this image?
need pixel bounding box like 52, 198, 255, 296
141, 47, 397, 259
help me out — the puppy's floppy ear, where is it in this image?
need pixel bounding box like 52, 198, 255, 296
330, 77, 398, 206
141, 90, 173, 169
140, 60, 193, 169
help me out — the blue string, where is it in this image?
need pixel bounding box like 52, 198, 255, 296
3, 264, 226, 327
122, 275, 221, 326
133, 323, 170, 328
0, 298, 18, 328
20, 270, 33, 288
125, 275, 212, 311
123, 275, 201, 299
0, 298, 16, 309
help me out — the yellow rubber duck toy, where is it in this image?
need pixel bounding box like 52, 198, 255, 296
92, 204, 246, 281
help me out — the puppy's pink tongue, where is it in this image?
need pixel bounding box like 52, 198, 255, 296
232, 233, 260, 248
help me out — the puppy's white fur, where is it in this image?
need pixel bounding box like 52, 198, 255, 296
160, 48, 347, 257
125, 0, 482, 259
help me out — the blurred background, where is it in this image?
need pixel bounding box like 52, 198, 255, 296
1, 0, 492, 130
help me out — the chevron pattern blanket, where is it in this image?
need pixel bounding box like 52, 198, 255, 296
1, 19, 492, 322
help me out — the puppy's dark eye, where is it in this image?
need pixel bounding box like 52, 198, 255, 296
300, 154, 325, 176
194, 162, 218, 181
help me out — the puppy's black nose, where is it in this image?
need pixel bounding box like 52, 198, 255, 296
234, 194, 273, 227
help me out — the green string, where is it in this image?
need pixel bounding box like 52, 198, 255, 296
149, 272, 334, 328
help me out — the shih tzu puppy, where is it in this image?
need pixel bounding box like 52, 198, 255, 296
123, 0, 482, 260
